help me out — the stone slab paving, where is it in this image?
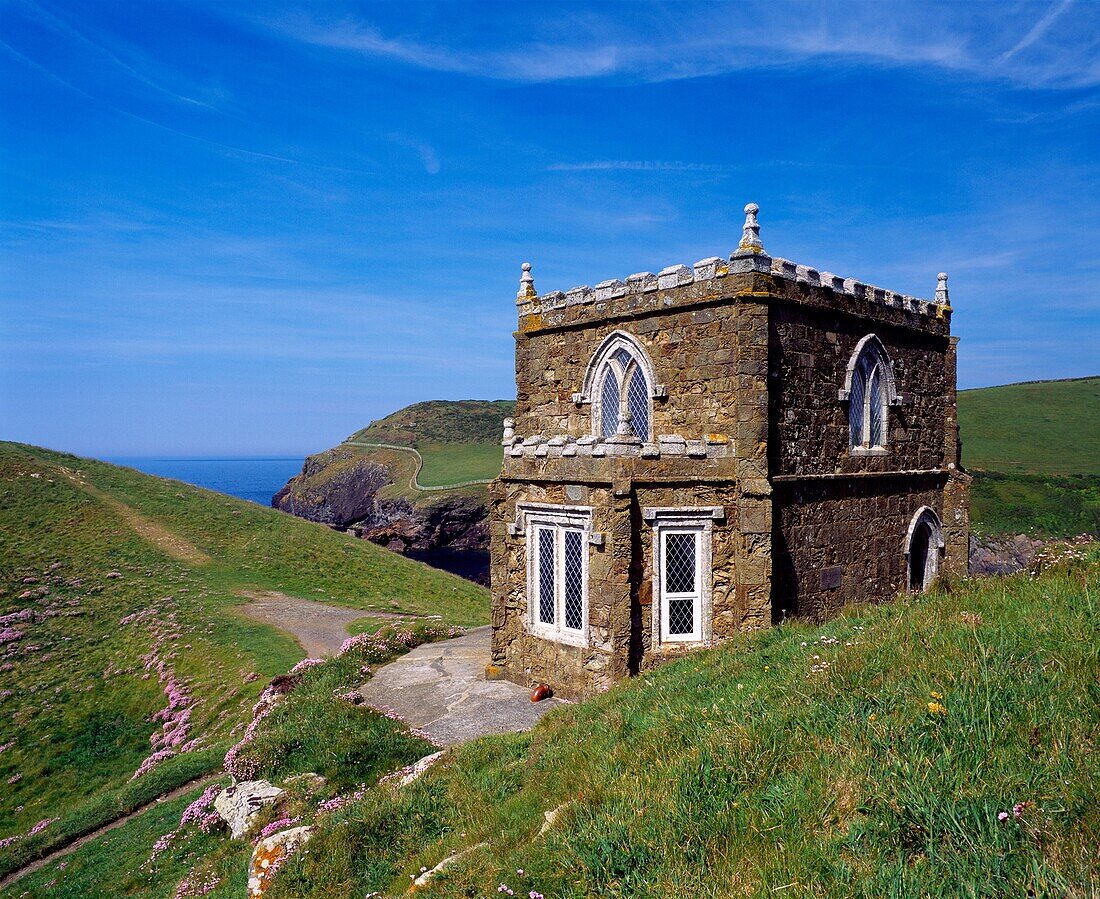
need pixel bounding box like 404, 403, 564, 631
359, 626, 565, 746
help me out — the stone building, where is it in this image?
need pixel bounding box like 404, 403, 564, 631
488, 204, 970, 699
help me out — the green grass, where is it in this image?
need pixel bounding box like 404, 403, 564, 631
414, 441, 504, 487
0, 441, 487, 882
971, 471, 1100, 538
959, 377, 1100, 537
253, 547, 1099, 898
350, 400, 514, 447
4, 622, 460, 898
341, 399, 512, 494
958, 377, 1100, 476
5, 783, 241, 899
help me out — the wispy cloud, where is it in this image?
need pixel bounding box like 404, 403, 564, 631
999, 0, 1073, 61
548, 161, 740, 173
0, 38, 375, 175
20, 0, 220, 108
269, 3, 1100, 90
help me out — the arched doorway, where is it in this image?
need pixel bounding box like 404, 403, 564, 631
905, 507, 943, 593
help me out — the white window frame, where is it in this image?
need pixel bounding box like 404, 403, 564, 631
572, 331, 664, 441
644, 507, 721, 648
839, 334, 901, 456
522, 503, 591, 647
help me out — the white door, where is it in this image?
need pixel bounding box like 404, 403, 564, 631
661, 529, 702, 642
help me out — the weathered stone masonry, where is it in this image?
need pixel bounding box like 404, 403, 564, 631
489, 205, 970, 699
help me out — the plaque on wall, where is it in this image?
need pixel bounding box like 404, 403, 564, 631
820, 565, 844, 590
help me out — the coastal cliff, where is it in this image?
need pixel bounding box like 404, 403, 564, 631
272, 400, 512, 583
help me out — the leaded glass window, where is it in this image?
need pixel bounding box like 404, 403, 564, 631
660, 529, 701, 642
847, 337, 892, 451
537, 528, 555, 625
587, 335, 654, 440
627, 368, 649, 442
525, 507, 590, 645
663, 532, 697, 594
563, 530, 584, 630
600, 369, 620, 438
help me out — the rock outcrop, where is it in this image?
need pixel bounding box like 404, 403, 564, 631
214, 780, 285, 839
968, 533, 1045, 576
272, 448, 490, 581
248, 825, 312, 897
271, 448, 391, 528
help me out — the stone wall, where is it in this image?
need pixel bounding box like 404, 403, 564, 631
768, 299, 951, 477
489, 478, 620, 698
512, 297, 751, 445
772, 474, 949, 620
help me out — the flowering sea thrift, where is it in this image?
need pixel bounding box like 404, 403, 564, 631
180, 784, 221, 829
255, 816, 300, 844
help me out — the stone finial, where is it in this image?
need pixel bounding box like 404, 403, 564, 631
502, 418, 515, 444
517, 262, 536, 301
738, 202, 764, 253
935, 272, 949, 304
617, 410, 635, 437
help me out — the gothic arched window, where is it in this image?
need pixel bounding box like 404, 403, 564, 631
576, 332, 659, 441
840, 335, 899, 452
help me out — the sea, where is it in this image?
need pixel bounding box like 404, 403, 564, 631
107, 456, 305, 507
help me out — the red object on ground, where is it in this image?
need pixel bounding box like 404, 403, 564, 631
530, 683, 552, 703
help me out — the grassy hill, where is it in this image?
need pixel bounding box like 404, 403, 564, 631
13, 536, 1097, 897
0, 442, 487, 887
958, 377, 1100, 537
958, 377, 1100, 476
347, 400, 513, 490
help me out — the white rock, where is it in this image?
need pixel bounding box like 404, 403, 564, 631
214, 780, 285, 839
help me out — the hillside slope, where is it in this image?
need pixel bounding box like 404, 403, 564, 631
15, 539, 1098, 897
959, 377, 1100, 537
0, 442, 487, 885
958, 377, 1100, 476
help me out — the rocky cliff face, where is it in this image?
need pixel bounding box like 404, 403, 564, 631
272, 449, 393, 527
272, 448, 489, 580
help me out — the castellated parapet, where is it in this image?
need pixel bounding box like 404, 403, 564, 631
491, 204, 969, 699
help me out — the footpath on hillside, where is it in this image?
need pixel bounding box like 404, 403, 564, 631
237, 595, 562, 744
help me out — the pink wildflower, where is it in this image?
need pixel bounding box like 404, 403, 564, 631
288, 657, 324, 675
255, 816, 300, 844
28, 817, 58, 837
180, 784, 221, 829
998, 811, 1009, 821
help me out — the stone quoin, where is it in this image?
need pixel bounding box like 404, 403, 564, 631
489, 204, 970, 699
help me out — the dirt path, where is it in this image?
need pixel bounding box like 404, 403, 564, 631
235, 590, 416, 658
57, 465, 210, 565
0, 773, 223, 893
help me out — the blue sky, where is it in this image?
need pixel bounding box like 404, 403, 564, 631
1, 1, 1098, 455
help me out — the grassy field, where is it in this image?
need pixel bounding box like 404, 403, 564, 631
0, 442, 487, 884
17, 539, 1097, 897
349, 399, 515, 447
959, 377, 1100, 537
344, 399, 511, 492
414, 441, 505, 487
330, 377, 1100, 533
958, 377, 1100, 476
